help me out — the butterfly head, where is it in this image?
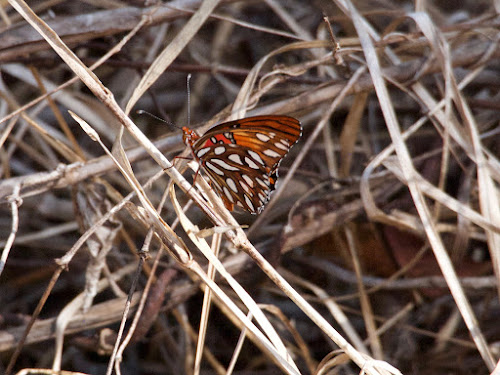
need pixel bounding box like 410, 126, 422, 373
182, 126, 199, 148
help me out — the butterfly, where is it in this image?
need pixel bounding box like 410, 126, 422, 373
182, 115, 302, 214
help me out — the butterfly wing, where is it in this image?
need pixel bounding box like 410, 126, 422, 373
192, 115, 301, 169
189, 115, 302, 214
199, 144, 278, 213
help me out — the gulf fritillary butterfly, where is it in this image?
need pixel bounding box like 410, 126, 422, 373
182, 115, 302, 214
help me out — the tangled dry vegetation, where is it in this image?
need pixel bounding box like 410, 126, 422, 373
0, 0, 500, 374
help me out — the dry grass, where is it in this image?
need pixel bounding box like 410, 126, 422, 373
0, 0, 500, 374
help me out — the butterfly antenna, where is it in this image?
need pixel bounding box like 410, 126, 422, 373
136, 110, 182, 130
186, 73, 192, 127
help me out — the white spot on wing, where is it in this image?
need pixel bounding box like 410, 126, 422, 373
214, 146, 225, 155
258, 192, 267, 203
275, 142, 288, 150
242, 174, 254, 187
244, 195, 255, 212
211, 158, 240, 171
245, 157, 260, 169
228, 153, 243, 165
223, 187, 234, 203
256, 177, 269, 188
248, 150, 265, 166
205, 162, 224, 175
226, 178, 238, 193
196, 147, 210, 158
256, 133, 271, 142
263, 149, 281, 158
240, 181, 250, 193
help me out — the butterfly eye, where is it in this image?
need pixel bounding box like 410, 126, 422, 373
184, 115, 301, 214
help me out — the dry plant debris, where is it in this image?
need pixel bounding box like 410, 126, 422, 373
0, 0, 499, 374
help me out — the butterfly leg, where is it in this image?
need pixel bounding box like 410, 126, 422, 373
191, 163, 202, 187
163, 155, 193, 171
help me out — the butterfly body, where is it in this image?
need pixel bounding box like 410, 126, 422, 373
182, 115, 301, 214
